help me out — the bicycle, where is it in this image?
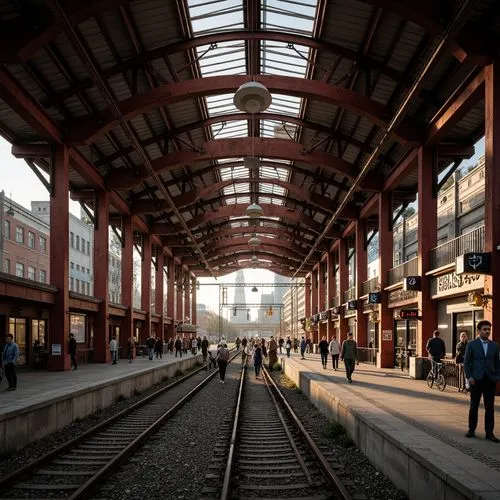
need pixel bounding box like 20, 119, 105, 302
426, 359, 447, 391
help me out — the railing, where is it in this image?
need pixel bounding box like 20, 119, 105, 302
361, 276, 379, 296
331, 295, 340, 308
343, 287, 356, 303
430, 225, 485, 270
357, 347, 377, 365
387, 257, 418, 285
423, 358, 465, 391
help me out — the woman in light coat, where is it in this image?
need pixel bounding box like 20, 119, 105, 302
328, 334, 341, 370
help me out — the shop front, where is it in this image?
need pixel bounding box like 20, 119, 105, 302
431, 270, 485, 357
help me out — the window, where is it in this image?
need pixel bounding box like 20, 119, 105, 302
39, 236, 46, 253
76, 279, 80, 293
4, 258, 10, 273
16, 262, 24, 278
4, 220, 10, 239
28, 231, 35, 249
86, 241, 90, 254
76, 264, 80, 271
87, 268, 90, 275
70, 232, 74, 248
16, 226, 24, 244
76, 235, 80, 251
81, 238, 85, 253
28, 266, 35, 280
71, 262, 74, 270
70, 277, 74, 290
40, 270, 46, 283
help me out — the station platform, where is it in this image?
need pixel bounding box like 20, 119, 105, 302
0, 352, 202, 455
280, 353, 500, 500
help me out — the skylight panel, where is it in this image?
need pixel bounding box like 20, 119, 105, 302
260, 164, 289, 181
219, 163, 248, 180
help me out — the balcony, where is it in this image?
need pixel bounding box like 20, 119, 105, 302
331, 295, 340, 308
430, 225, 485, 270
343, 287, 356, 303
387, 257, 418, 285
361, 276, 379, 296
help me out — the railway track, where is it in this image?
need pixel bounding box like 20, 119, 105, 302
215, 363, 352, 500
0, 351, 238, 500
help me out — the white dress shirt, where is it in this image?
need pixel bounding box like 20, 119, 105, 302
481, 340, 488, 357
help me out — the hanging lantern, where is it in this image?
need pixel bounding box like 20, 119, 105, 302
246, 203, 263, 218
248, 236, 261, 246
233, 82, 272, 113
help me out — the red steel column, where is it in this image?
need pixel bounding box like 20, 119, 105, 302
176, 265, 183, 323
311, 268, 319, 343
356, 220, 368, 347
304, 275, 311, 318
327, 251, 336, 341
338, 239, 349, 342
93, 190, 110, 363
166, 258, 175, 341
184, 273, 191, 322
484, 62, 500, 340
378, 192, 394, 368
417, 147, 438, 355
155, 248, 165, 340
49, 145, 70, 371
121, 216, 134, 355
318, 262, 326, 342
191, 277, 197, 326
141, 233, 152, 343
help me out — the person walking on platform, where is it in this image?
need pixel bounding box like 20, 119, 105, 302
174, 336, 182, 358
146, 335, 155, 360
191, 337, 198, 356
464, 320, 500, 442
341, 332, 358, 383
109, 335, 118, 364
155, 337, 163, 359
217, 342, 230, 384
253, 342, 263, 379
285, 336, 292, 358
68, 333, 78, 370
201, 335, 209, 363
426, 330, 446, 377
2, 334, 19, 391
278, 337, 284, 354
168, 338, 174, 355
127, 336, 135, 363
329, 334, 341, 370
319, 336, 329, 369
268, 336, 278, 370
300, 336, 307, 359
455, 331, 468, 391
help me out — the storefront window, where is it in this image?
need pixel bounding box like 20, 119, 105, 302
453, 310, 484, 351
32, 319, 46, 347
347, 317, 356, 339
368, 321, 378, 349
8, 317, 26, 365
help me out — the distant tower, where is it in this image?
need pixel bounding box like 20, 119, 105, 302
232, 270, 248, 322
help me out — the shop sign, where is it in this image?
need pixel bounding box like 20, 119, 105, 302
319, 311, 329, 321
400, 309, 419, 320
403, 276, 421, 291
70, 313, 86, 343
388, 289, 418, 307
382, 330, 392, 341
431, 271, 484, 299
368, 292, 381, 304
456, 253, 491, 274
51, 344, 62, 356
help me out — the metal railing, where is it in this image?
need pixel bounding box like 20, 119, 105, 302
430, 225, 485, 270
357, 347, 377, 365
423, 358, 465, 391
361, 276, 379, 296
387, 257, 418, 285
331, 296, 340, 308
343, 287, 356, 303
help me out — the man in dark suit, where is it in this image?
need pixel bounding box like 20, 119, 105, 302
464, 320, 500, 442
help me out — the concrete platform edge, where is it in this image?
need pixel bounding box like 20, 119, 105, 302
0, 356, 202, 455
281, 358, 497, 500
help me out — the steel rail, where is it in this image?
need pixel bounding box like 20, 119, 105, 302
262, 366, 353, 500
0, 350, 239, 496
219, 362, 246, 500
45, 0, 216, 278
0, 359, 207, 490
293, 0, 478, 277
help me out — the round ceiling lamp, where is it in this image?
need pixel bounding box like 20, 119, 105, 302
251, 285, 258, 292
248, 236, 261, 247
244, 156, 260, 169
246, 203, 263, 218
233, 82, 272, 114
251, 255, 259, 264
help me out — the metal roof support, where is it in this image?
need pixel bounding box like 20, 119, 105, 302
292, 0, 478, 278
45, 0, 216, 278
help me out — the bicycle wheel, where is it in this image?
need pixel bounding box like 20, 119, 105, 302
436, 374, 446, 391
426, 371, 434, 388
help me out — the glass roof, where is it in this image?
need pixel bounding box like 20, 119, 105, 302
187, 0, 319, 223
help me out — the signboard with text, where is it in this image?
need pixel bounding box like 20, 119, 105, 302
431, 271, 484, 299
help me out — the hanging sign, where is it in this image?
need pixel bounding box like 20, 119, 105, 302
456, 253, 491, 274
